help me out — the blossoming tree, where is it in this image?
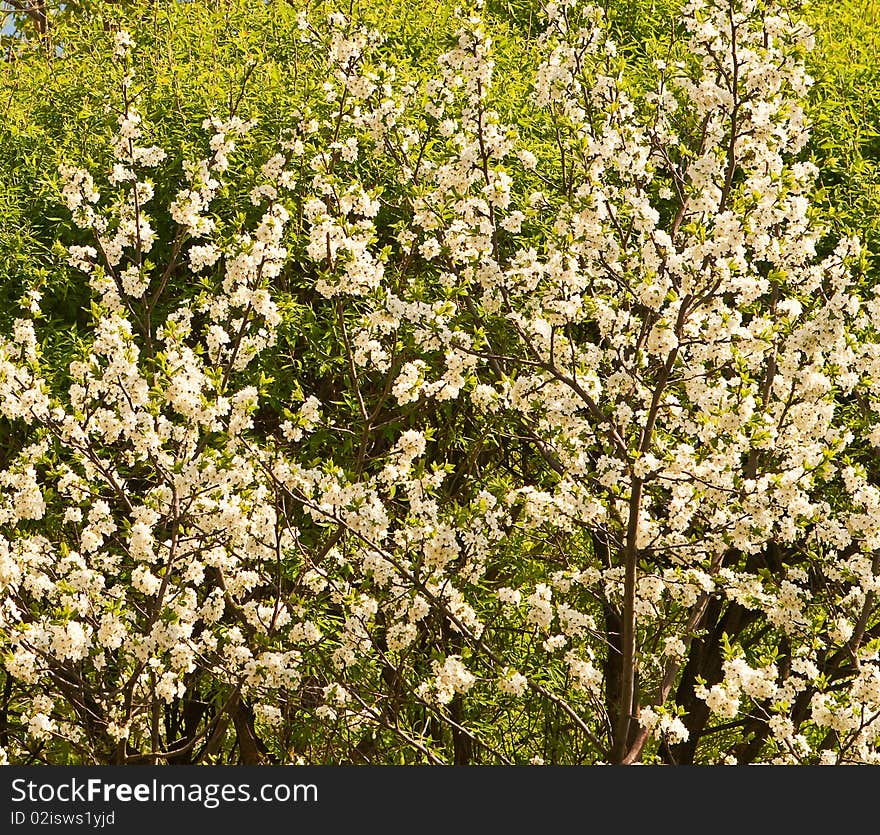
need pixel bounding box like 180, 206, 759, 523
2, 0, 880, 764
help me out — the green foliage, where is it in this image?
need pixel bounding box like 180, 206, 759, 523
806, 0, 880, 259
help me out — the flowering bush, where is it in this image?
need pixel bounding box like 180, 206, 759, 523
2, 0, 880, 765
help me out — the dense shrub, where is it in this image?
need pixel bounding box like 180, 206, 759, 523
2, 0, 880, 765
